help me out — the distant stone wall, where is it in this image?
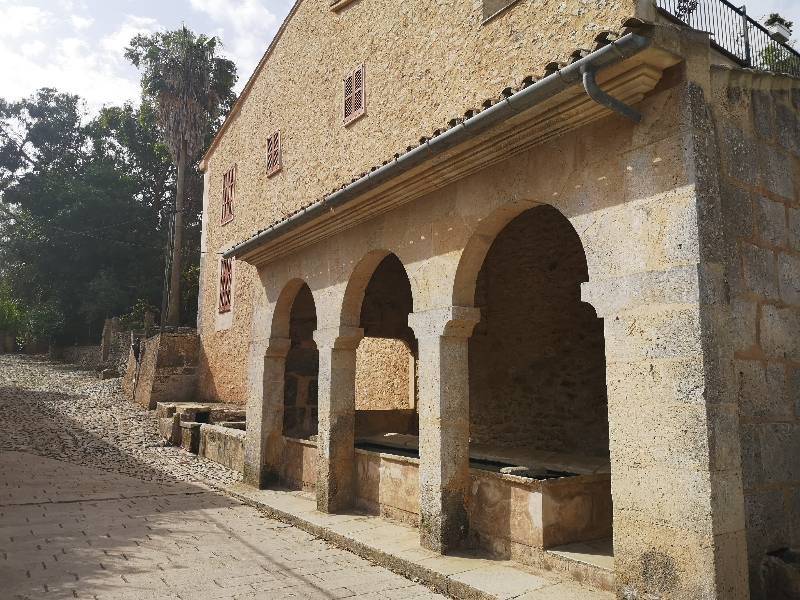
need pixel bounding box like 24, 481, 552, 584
468, 205, 609, 457
63, 345, 101, 370
131, 332, 200, 410
355, 338, 413, 411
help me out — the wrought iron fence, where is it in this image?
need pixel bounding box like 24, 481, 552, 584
656, 0, 800, 77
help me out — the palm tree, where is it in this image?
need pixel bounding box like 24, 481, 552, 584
126, 27, 236, 326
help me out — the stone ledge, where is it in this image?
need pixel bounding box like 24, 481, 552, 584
220, 484, 613, 600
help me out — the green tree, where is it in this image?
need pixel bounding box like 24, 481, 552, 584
0, 89, 170, 343
126, 26, 236, 326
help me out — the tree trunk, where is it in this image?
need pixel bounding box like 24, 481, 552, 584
166, 145, 186, 327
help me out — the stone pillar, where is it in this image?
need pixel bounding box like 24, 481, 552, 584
408, 306, 480, 554
583, 271, 748, 599
243, 337, 290, 488
313, 326, 363, 513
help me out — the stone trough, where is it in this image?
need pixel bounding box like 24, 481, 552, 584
155, 402, 246, 472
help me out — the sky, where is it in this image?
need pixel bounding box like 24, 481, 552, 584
0, 0, 797, 113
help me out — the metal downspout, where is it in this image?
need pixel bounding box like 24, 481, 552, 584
581, 64, 643, 123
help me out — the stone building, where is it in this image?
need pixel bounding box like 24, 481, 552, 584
194, 0, 800, 598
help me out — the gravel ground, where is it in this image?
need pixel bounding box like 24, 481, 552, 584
0, 353, 243, 488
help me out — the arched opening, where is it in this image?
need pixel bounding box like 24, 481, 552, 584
344, 252, 420, 524
282, 283, 318, 440
354, 253, 418, 443
466, 204, 613, 560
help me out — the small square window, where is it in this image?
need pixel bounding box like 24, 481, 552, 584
221, 165, 236, 225
266, 130, 281, 177
218, 258, 233, 313
343, 64, 365, 125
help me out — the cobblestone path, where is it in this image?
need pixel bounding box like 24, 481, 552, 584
0, 354, 444, 600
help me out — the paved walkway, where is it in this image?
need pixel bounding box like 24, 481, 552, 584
0, 354, 443, 600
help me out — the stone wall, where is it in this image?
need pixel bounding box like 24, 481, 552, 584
199, 424, 245, 472
469, 205, 609, 456
63, 345, 101, 370
132, 333, 200, 410
197, 0, 644, 405
355, 338, 414, 411
709, 67, 800, 599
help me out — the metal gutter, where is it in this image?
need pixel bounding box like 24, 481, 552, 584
225, 32, 652, 260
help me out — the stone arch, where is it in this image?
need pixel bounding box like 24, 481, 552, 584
452, 199, 545, 308
339, 249, 395, 328
342, 250, 418, 437
460, 202, 613, 556
269, 278, 313, 341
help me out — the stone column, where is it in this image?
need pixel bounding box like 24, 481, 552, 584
583, 271, 748, 599
313, 326, 363, 513
243, 337, 290, 488
408, 306, 480, 554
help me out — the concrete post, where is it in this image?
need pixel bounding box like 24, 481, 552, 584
313, 326, 363, 513
243, 337, 290, 488
408, 306, 480, 554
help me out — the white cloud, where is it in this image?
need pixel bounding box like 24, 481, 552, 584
189, 0, 278, 81
70, 15, 94, 31
0, 11, 163, 111
100, 15, 161, 60
20, 40, 46, 58
0, 5, 52, 39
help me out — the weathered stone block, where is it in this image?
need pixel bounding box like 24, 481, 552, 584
758, 145, 795, 201
199, 424, 245, 472
720, 123, 758, 187
791, 367, 800, 418
730, 299, 758, 354
761, 305, 800, 360
742, 243, 778, 300
788, 206, 800, 251
180, 421, 202, 454
752, 91, 776, 142
760, 423, 800, 485
744, 490, 788, 561
739, 423, 764, 490
603, 306, 702, 362
778, 252, 800, 305
735, 360, 790, 420
720, 183, 754, 250
775, 100, 800, 156
158, 415, 181, 445
755, 196, 787, 247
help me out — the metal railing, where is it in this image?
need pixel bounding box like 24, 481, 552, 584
656, 0, 800, 77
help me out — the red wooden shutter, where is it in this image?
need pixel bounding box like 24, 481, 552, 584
343, 64, 365, 125
218, 258, 233, 313
266, 130, 281, 176
221, 165, 235, 224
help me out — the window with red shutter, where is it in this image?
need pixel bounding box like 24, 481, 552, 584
343, 64, 365, 125
266, 130, 281, 177
218, 258, 233, 313
221, 165, 236, 224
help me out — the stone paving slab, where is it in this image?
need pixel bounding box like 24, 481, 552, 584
0, 451, 444, 600
0, 355, 444, 600
0, 354, 613, 600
